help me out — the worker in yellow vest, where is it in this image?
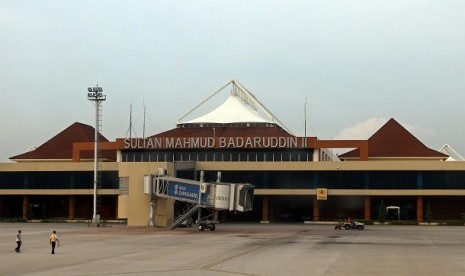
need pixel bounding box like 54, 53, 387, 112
49, 230, 59, 254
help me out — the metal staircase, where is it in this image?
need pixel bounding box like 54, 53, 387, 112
168, 203, 200, 230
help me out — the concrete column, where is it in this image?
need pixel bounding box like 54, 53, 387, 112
313, 149, 320, 162
22, 195, 29, 220
416, 196, 424, 222
69, 195, 75, 220
364, 196, 371, 220
313, 198, 320, 221
115, 197, 118, 219
269, 197, 275, 221
0, 196, 3, 217
261, 196, 270, 223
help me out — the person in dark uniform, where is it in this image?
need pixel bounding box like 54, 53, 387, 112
15, 230, 22, 253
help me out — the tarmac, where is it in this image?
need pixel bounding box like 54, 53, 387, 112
2, 222, 465, 276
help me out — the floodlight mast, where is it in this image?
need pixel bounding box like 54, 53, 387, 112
87, 85, 106, 225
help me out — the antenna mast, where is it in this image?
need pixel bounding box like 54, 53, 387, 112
304, 97, 307, 147
126, 104, 137, 139
143, 100, 146, 139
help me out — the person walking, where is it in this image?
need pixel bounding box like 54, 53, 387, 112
49, 230, 59, 254
15, 230, 22, 253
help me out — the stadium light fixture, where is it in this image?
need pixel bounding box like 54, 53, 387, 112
87, 85, 106, 226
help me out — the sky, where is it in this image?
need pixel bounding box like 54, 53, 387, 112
1, 0, 464, 162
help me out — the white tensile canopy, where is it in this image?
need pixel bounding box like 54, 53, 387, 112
439, 144, 464, 161
178, 80, 291, 133
185, 93, 268, 124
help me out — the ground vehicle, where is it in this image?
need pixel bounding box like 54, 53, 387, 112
198, 222, 215, 231
344, 221, 365, 230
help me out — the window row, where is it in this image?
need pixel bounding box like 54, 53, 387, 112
122, 150, 314, 162
200, 170, 465, 190
2, 170, 464, 190
0, 171, 119, 189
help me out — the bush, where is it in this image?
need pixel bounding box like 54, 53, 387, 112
378, 199, 386, 223
425, 202, 433, 223
360, 219, 374, 225
389, 220, 418, 225
41, 218, 67, 223
445, 220, 464, 226
0, 218, 28, 223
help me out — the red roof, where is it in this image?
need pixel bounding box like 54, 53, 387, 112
339, 118, 448, 160
10, 122, 116, 161
12, 118, 445, 161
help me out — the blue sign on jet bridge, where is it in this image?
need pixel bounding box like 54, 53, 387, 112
167, 181, 200, 202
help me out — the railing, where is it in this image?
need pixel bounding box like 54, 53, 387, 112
168, 204, 199, 230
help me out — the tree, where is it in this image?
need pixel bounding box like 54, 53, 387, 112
378, 198, 386, 223
425, 202, 433, 224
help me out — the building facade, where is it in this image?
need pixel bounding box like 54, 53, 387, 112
1, 81, 464, 226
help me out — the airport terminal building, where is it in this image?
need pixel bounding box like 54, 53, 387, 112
1, 80, 465, 226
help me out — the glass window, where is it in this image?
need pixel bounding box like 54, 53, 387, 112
206, 152, 214, 161
239, 152, 247, 162
193, 170, 465, 190
0, 171, 118, 189
231, 152, 239, 161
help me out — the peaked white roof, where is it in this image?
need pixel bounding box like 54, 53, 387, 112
178, 80, 292, 133
185, 93, 268, 124
439, 144, 464, 161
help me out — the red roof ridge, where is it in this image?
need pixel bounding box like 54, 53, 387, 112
10, 122, 114, 161
339, 118, 448, 160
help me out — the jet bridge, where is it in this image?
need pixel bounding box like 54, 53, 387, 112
144, 170, 254, 230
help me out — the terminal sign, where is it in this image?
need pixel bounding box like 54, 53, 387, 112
317, 188, 327, 200
167, 181, 200, 202
123, 136, 303, 149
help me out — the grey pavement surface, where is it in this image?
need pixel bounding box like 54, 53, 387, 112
1, 222, 465, 276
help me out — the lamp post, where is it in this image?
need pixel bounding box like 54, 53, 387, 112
87, 85, 106, 225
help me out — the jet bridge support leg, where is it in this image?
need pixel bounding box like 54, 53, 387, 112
196, 208, 217, 231
148, 195, 157, 227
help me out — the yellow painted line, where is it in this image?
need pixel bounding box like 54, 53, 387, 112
200, 243, 268, 270
201, 234, 295, 271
